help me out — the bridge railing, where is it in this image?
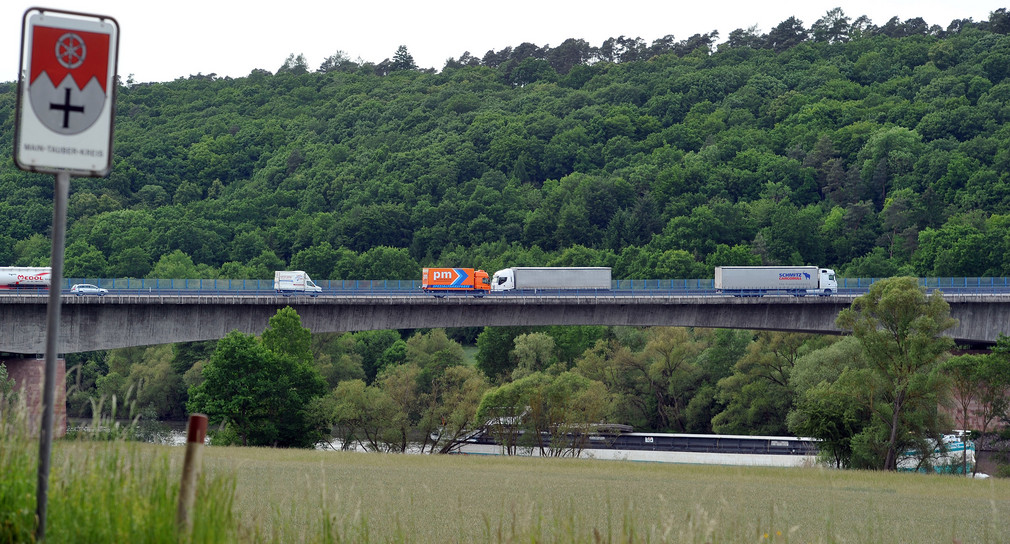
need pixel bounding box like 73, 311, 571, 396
4, 276, 1007, 296
50, 278, 427, 294
838, 277, 1010, 294
613, 279, 715, 290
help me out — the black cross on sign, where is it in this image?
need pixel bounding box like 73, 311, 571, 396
50, 87, 84, 129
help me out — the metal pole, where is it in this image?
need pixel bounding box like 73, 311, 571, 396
36, 170, 70, 542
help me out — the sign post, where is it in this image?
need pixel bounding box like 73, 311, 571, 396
13, 8, 119, 541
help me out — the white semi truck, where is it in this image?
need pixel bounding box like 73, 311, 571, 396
714, 266, 837, 296
274, 270, 323, 296
490, 267, 612, 291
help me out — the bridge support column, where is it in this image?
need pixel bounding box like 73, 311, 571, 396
2, 358, 66, 437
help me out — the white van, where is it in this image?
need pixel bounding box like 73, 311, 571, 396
273, 271, 322, 296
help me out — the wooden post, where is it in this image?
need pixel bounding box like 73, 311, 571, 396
176, 413, 208, 537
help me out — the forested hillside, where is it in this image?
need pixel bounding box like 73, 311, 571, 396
4, 10, 1010, 280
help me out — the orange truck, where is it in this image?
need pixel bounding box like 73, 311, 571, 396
421, 268, 490, 295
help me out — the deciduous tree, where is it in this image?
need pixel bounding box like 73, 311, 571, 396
835, 276, 957, 470
187, 308, 327, 447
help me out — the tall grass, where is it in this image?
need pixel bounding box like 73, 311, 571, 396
0, 397, 241, 543
0, 394, 36, 543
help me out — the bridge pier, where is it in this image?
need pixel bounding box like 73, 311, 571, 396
2, 358, 66, 437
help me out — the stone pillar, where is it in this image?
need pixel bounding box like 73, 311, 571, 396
2, 358, 67, 437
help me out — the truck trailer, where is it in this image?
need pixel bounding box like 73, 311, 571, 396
490, 267, 612, 291
274, 270, 322, 296
714, 266, 837, 296
421, 268, 490, 296
0, 266, 51, 290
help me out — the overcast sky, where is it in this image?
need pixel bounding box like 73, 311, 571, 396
2, 1, 1007, 84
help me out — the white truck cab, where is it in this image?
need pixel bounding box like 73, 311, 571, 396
491, 269, 515, 291
818, 268, 837, 294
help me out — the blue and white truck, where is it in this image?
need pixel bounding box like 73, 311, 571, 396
714, 266, 837, 296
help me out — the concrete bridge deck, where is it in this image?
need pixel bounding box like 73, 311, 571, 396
1, 292, 1008, 353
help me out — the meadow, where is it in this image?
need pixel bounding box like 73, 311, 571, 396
209, 447, 1010, 543
4, 414, 1010, 543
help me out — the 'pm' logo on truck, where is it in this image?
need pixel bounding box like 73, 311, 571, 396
433, 271, 455, 281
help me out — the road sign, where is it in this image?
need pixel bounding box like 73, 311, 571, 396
14, 8, 119, 176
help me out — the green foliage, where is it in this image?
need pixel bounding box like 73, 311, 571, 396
187, 308, 327, 448
476, 326, 534, 383
352, 329, 403, 383
261, 306, 314, 365
788, 368, 873, 468
835, 276, 958, 469
510, 332, 557, 380
0, 401, 34, 542
476, 370, 609, 456
0, 363, 16, 408
712, 332, 820, 435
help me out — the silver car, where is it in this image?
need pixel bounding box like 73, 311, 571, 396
70, 283, 108, 296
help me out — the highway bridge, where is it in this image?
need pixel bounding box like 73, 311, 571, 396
1, 276, 1009, 353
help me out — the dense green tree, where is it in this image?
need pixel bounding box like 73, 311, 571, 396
835, 276, 957, 470
312, 333, 366, 387
125, 344, 187, 419
786, 337, 869, 467
324, 379, 401, 451
186, 308, 327, 447
390, 46, 417, 71
404, 329, 465, 390
766, 17, 808, 52
510, 332, 557, 380
475, 326, 534, 383
64, 241, 108, 278
109, 247, 152, 278
149, 250, 210, 279
354, 330, 403, 383
640, 328, 705, 432
789, 372, 872, 468
428, 365, 490, 454
712, 333, 819, 435
276, 53, 309, 75
811, 8, 852, 43
261, 306, 314, 365
476, 370, 609, 457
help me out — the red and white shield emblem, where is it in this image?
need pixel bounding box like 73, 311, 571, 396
28, 25, 111, 135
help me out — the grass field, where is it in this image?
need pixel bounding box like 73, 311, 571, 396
4, 408, 1010, 543
200, 446, 1010, 543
